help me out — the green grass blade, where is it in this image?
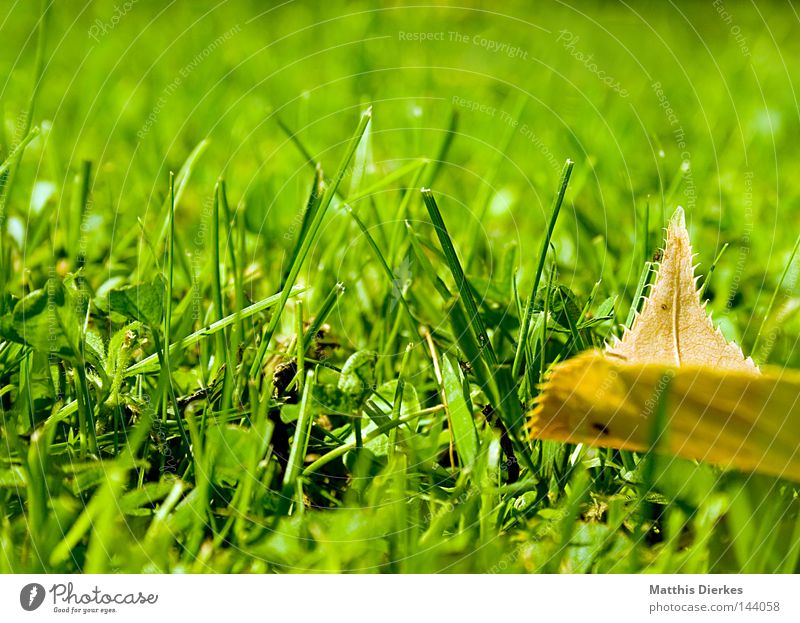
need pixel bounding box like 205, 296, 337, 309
283, 368, 314, 492
752, 232, 800, 358
698, 242, 729, 299
281, 165, 323, 290
421, 189, 530, 466
0, 127, 40, 179
249, 107, 372, 377
138, 139, 209, 277
159, 172, 191, 453
344, 203, 417, 329
625, 260, 653, 329
421, 107, 458, 189
125, 285, 306, 377
511, 159, 573, 379
420, 188, 496, 365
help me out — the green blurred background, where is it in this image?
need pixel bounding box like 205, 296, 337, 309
3, 1, 798, 361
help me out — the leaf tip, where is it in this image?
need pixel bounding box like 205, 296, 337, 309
671, 206, 686, 229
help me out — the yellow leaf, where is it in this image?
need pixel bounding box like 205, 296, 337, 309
529, 351, 800, 481
529, 208, 800, 480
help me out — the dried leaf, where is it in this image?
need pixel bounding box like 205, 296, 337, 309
607, 207, 756, 371
529, 208, 800, 481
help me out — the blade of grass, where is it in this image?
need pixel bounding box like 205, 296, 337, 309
137, 139, 209, 277
698, 242, 729, 299
558, 285, 585, 352
420, 189, 508, 436
625, 260, 653, 330
281, 165, 323, 290
344, 203, 418, 330
283, 369, 315, 510
641, 198, 650, 269
420, 189, 531, 469
752, 232, 800, 356
249, 107, 372, 378
294, 300, 305, 394
421, 189, 496, 365
387, 162, 428, 266
389, 343, 413, 458
302, 282, 344, 349
69, 160, 92, 270
348, 159, 427, 204
0, 126, 41, 179
158, 172, 191, 453
421, 107, 459, 189
218, 179, 240, 297
405, 220, 452, 300
210, 181, 227, 343
125, 285, 305, 377
511, 159, 573, 379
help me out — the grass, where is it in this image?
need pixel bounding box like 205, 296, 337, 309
1, 1, 800, 573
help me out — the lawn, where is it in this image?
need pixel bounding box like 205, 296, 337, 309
1, 1, 799, 573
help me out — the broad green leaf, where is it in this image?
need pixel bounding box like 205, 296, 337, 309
99, 277, 165, 327
17, 350, 55, 416
206, 425, 258, 484
0, 278, 84, 361
84, 327, 107, 368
